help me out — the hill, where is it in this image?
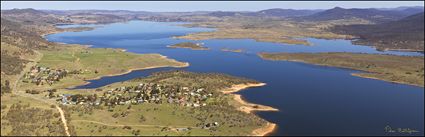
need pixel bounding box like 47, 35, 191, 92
297, 7, 419, 23
206, 9, 320, 18
255, 8, 321, 17
1, 8, 68, 24
331, 12, 424, 51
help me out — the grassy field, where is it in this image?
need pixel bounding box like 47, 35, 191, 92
0, 94, 67, 136
18, 45, 188, 91
55, 71, 269, 136
259, 52, 424, 87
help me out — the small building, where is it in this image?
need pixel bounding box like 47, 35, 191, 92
62, 94, 73, 105
176, 128, 189, 132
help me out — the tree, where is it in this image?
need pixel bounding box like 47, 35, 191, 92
132, 129, 140, 136
112, 112, 119, 118
1, 80, 12, 95
139, 115, 146, 123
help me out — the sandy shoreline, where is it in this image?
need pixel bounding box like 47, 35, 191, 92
252, 122, 277, 136
221, 83, 279, 136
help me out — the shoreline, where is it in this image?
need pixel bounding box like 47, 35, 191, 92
42, 24, 191, 89
259, 55, 424, 88
221, 83, 279, 113
252, 122, 277, 136
47, 21, 276, 135
351, 73, 424, 87
220, 83, 279, 136
167, 45, 210, 51
221, 48, 244, 53
68, 61, 190, 89
175, 35, 311, 46
84, 54, 189, 81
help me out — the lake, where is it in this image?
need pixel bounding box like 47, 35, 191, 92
46, 21, 424, 136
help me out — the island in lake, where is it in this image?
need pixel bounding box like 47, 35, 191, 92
221, 48, 244, 53
168, 42, 209, 50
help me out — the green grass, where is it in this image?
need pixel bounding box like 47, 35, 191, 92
39, 46, 186, 79
259, 52, 424, 87
19, 46, 187, 91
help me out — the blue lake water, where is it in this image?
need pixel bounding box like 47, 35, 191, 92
46, 21, 424, 136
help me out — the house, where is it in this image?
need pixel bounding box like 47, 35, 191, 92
176, 128, 189, 132
62, 94, 73, 105
196, 88, 204, 93
137, 99, 144, 104
202, 122, 219, 129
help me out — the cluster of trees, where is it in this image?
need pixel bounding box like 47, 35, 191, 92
187, 105, 267, 130
135, 70, 259, 92
331, 12, 424, 51
1, 16, 51, 82
1, 53, 29, 75
24, 89, 57, 98
2, 103, 66, 136
1, 80, 12, 96
112, 111, 130, 118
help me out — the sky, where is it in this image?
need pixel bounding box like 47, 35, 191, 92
1, 1, 424, 12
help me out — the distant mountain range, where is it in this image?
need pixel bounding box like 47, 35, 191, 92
255, 8, 323, 17
1, 8, 129, 24
206, 9, 322, 17
3, 6, 423, 22
205, 6, 423, 23
332, 12, 424, 51
2, 7, 423, 51
296, 7, 424, 23
1, 8, 67, 24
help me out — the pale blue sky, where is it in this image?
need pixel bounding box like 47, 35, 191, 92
1, 1, 424, 12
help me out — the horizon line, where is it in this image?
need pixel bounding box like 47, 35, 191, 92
2, 5, 424, 13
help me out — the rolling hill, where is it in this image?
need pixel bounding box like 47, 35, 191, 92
297, 7, 422, 23
206, 8, 321, 18
331, 12, 424, 51
255, 8, 321, 17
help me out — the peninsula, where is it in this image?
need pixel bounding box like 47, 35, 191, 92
48, 71, 278, 136
259, 52, 424, 87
